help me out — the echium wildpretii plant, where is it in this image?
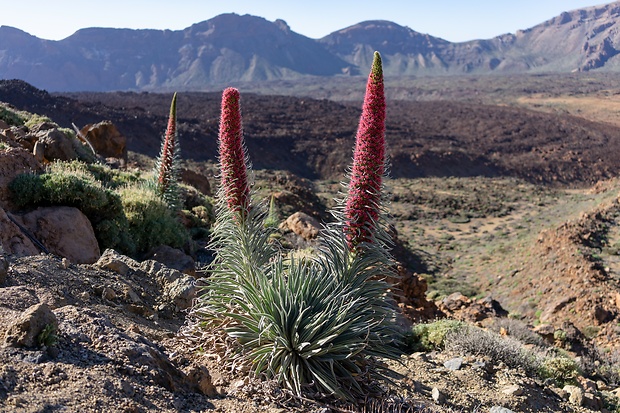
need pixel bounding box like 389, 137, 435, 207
154, 92, 181, 208
192, 52, 401, 403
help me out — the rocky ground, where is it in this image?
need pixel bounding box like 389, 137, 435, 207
4, 79, 620, 412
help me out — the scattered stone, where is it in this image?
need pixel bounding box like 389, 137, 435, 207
490, 407, 515, 413
186, 365, 218, 397
3, 303, 58, 348
442, 292, 469, 311
164, 275, 197, 311
583, 392, 603, 410
16, 206, 101, 264
180, 168, 211, 196
280, 211, 321, 240
443, 357, 463, 371
431, 387, 446, 404
501, 384, 524, 396
540, 296, 576, 323
78, 291, 91, 301
146, 245, 195, 276
533, 324, 555, 343
563, 385, 583, 406
79, 121, 127, 162
96, 249, 138, 275
102, 287, 117, 301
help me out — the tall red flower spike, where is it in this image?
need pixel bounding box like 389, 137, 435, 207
157, 92, 177, 190
218, 87, 250, 215
344, 52, 386, 250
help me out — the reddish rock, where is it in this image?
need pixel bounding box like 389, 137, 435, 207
79, 121, 127, 162
0, 146, 42, 210
391, 265, 442, 322
442, 292, 470, 311
16, 206, 100, 264
3, 303, 58, 348
280, 211, 321, 240
180, 168, 211, 196
0, 207, 39, 257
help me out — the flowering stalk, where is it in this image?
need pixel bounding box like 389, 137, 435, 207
155, 92, 180, 208
344, 51, 386, 249
218, 87, 250, 216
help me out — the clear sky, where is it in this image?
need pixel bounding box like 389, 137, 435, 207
0, 0, 610, 42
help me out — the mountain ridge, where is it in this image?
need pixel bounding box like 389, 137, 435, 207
2, 4, 620, 91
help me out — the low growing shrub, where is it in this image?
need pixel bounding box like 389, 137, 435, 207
445, 325, 541, 375
118, 184, 189, 255
539, 355, 580, 386
489, 318, 548, 348
406, 319, 465, 352
9, 164, 134, 254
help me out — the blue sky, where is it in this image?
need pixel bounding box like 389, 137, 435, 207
0, 0, 609, 42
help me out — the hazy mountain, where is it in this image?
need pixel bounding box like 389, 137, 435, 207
1, 4, 620, 91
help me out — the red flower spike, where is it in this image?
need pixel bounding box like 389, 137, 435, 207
218, 87, 250, 215
157, 92, 177, 191
344, 52, 386, 249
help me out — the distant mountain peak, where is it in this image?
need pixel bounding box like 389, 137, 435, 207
3, 4, 620, 91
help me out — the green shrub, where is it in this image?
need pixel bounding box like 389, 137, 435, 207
539, 356, 579, 385
118, 184, 189, 254
86, 163, 142, 189
24, 114, 53, 130
0, 105, 26, 126
406, 319, 465, 352
445, 325, 541, 375
9, 162, 135, 254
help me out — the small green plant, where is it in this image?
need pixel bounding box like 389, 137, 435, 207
37, 324, 58, 347
406, 319, 465, 352
539, 356, 580, 385
554, 329, 568, 344
0, 104, 26, 126
24, 114, 53, 130
118, 184, 189, 254
583, 325, 600, 339
264, 195, 279, 228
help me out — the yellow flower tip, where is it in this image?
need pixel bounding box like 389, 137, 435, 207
169, 92, 178, 117
371, 51, 383, 78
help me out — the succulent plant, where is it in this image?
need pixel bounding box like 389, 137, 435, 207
154, 92, 181, 208
193, 52, 400, 403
